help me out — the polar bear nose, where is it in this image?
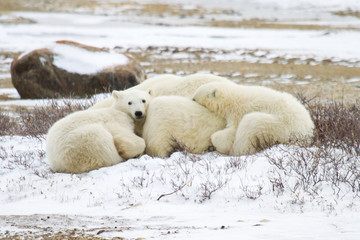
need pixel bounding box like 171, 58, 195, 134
135, 111, 143, 117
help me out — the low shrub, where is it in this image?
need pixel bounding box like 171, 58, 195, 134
0, 99, 94, 139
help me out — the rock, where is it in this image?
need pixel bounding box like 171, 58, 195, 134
10, 40, 145, 99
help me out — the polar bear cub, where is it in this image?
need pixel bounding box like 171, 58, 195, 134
142, 96, 226, 158
46, 89, 152, 173
193, 82, 314, 156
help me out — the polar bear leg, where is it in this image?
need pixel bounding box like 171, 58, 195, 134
230, 112, 284, 156
211, 127, 237, 154
143, 131, 174, 158
142, 122, 175, 158
62, 123, 122, 173
114, 133, 145, 159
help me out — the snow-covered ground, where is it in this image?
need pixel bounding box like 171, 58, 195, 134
2, 11, 360, 64
1, 134, 360, 239
1, 0, 360, 239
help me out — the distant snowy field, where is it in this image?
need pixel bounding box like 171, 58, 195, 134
1, 0, 360, 239
1, 0, 360, 64
2, 12, 360, 65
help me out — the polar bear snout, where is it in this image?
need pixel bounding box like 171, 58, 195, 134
135, 111, 144, 119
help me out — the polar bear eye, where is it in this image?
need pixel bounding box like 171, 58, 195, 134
142, 99, 146, 103
128, 101, 132, 105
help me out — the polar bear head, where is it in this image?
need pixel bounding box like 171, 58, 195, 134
112, 89, 152, 120
192, 82, 225, 113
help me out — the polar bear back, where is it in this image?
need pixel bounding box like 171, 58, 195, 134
144, 73, 230, 98
47, 122, 122, 173
46, 108, 131, 173
90, 73, 230, 110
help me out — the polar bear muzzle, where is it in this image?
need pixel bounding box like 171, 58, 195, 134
135, 111, 144, 119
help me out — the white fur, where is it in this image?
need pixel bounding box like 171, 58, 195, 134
193, 82, 314, 155
90, 73, 230, 109
46, 89, 151, 173
142, 96, 226, 158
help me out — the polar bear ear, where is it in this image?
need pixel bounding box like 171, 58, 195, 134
210, 88, 218, 98
112, 90, 123, 100
148, 89, 153, 96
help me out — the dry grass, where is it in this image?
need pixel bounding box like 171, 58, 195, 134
206, 19, 360, 31
308, 98, 360, 155
261, 95, 360, 200
127, 47, 360, 81
0, 99, 93, 138
114, 2, 217, 17
148, 59, 360, 82
0, 0, 98, 12
123, 47, 360, 102
0, 0, 221, 17
333, 10, 360, 19
1, 228, 119, 240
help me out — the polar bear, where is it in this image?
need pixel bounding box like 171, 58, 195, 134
90, 73, 230, 110
46, 89, 152, 173
192, 82, 314, 156
142, 96, 226, 158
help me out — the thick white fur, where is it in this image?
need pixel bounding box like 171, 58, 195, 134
90, 73, 230, 109
142, 96, 226, 158
193, 82, 314, 156
46, 89, 152, 173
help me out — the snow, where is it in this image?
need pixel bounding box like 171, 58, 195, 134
0, 87, 17, 96
52, 44, 129, 74
0, 135, 359, 239
1, 12, 360, 65
1, 0, 360, 238
251, 0, 360, 9
172, 0, 360, 9
17, 42, 129, 75
0, 89, 110, 113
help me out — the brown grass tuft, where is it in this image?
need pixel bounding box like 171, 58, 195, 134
305, 98, 360, 155
0, 99, 94, 139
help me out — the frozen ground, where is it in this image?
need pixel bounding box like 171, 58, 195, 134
1, 0, 360, 239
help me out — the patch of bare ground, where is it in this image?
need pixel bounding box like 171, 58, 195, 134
0, 0, 226, 17
333, 10, 360, 19
0, 78, 12, 88
100, 1, 224, 17
0, 214, 188, 240
205, 19, 360, 31
0, 215, 128, 240
1, 232, 108, 240
0, 0, 98, 12
0, 16, 36, 24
